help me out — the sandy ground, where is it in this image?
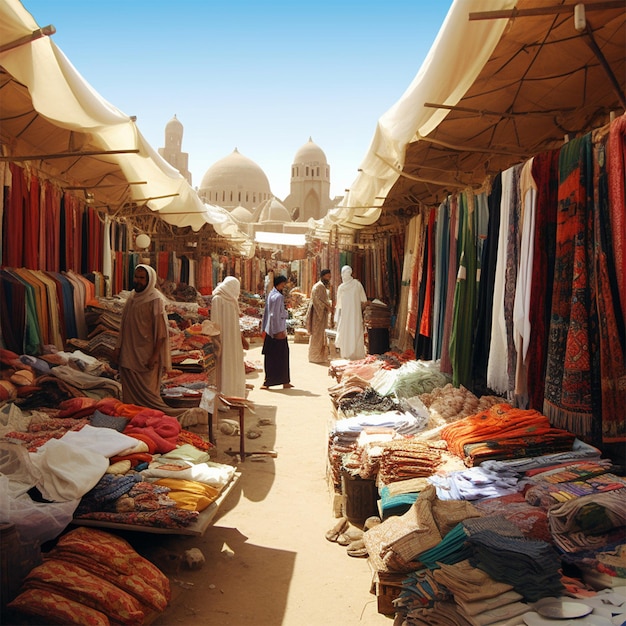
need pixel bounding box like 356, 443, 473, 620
125, 338, 393, 626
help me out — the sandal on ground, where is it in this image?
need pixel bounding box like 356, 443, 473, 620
346, 539, 368, 558
283, 383, 294, 389
325, 517, 349, 542
337, 528, 363, 546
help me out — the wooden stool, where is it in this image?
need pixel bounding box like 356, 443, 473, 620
219, 395, 277, 462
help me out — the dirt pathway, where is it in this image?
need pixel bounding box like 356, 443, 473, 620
141, 338, 392, 626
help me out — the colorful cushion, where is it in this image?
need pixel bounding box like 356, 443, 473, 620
8, 588, 109, 626
54, 527, 170, 600
23, 559, 144, 626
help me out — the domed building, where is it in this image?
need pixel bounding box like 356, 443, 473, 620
159, 117, 338, 244
198, 148, 272, 211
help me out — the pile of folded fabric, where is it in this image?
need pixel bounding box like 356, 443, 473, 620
7, 527, 170, 626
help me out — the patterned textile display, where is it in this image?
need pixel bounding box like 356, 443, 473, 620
51, 527, 170, 601
21, 559, 145, 626
548, 488, 626, 553
593, 126, 626, 443
8, 588, 110, 626
440, 403, 575, 466
524, 472, 626, 509
473, 492, 551, 542
543, 133, 601, 440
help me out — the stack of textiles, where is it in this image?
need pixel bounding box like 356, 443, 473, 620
342, 428, 397, 479
327, 429, 361, 490
441, 404, 576, 466
337, 386, 398, 416
473, 492, 552, 542
524, 469, 626, 509
7, 527, 170, 626
463, 515, 564, 601
363, 485, 480, 574
401, 560, 528, 626
418, 383, 504, 431
328, 373, 373, 406
547, 488, 626, 553
378, 477, 430, 519
478, 438, 603, 474
334, 411, 425, 437
363, 300, 391, 329
3, 397, 233, 531
377, 440, 444, 484
428, 465, 520, 501
561, 541, 626, 591
370, 359, 451, 398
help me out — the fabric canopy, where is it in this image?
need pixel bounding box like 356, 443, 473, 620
326, 0, 625, 230
0, 0, 254, 256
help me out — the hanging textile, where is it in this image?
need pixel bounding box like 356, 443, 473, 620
449, 192, 478, 388
472, 174, 501, 395
439, 197, 459, 376
432, 200, 450, 361
544, 133, 600, 442
487, 167, 515, 394
607, 115, 626, 322
512, 158, 537, 407
593, 126, 626, 443
526, 150, 559, 412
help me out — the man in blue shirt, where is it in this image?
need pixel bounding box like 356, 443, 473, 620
260, 274, 293, 389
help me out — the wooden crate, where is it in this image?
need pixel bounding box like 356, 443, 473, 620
370, 567, 404, 615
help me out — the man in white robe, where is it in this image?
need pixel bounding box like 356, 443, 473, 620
210, 276, 248, 399
334, 265, 367, 360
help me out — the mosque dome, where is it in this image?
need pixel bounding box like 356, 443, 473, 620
293, 137, 327, 165
199, 148, 272, 210
230, 205, 254, 224
256, 197, 292, 223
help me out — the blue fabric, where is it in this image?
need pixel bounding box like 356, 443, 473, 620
379, 485, 419, 518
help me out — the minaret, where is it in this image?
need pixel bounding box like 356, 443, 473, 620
283, 137, 331, 221
158, 115, 191, 184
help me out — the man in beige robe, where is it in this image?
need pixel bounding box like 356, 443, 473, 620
112, 264, 206, 425
307, 269, 332, 363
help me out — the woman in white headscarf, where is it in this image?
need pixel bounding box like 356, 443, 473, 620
211, 276, 248, 399
334, 265, 367, 360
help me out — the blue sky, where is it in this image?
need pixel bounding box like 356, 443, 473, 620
22, 1, 452, 201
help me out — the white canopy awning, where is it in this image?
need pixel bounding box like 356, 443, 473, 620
254, 231, 307, 247
0, 0, 254, 255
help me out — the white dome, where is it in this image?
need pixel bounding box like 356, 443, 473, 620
230, 205, 254, 224
199, 148, 271, 209
257, 197, 292, 223
293, 137, 327, 165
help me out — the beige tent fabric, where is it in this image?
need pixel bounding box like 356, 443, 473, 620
0, 0, 254, 256
325, 0, 625, 230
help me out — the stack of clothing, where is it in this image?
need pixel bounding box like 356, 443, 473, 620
428, 465, 520, 501
377, 439, 443, 485
441, 404, 576, 466
522, 459, 623, 508
463, 516, 564, 601
548, 488, 626, 553
7, 527, 170, 626
370, 359, 451, 399
363, 300, 391, 329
